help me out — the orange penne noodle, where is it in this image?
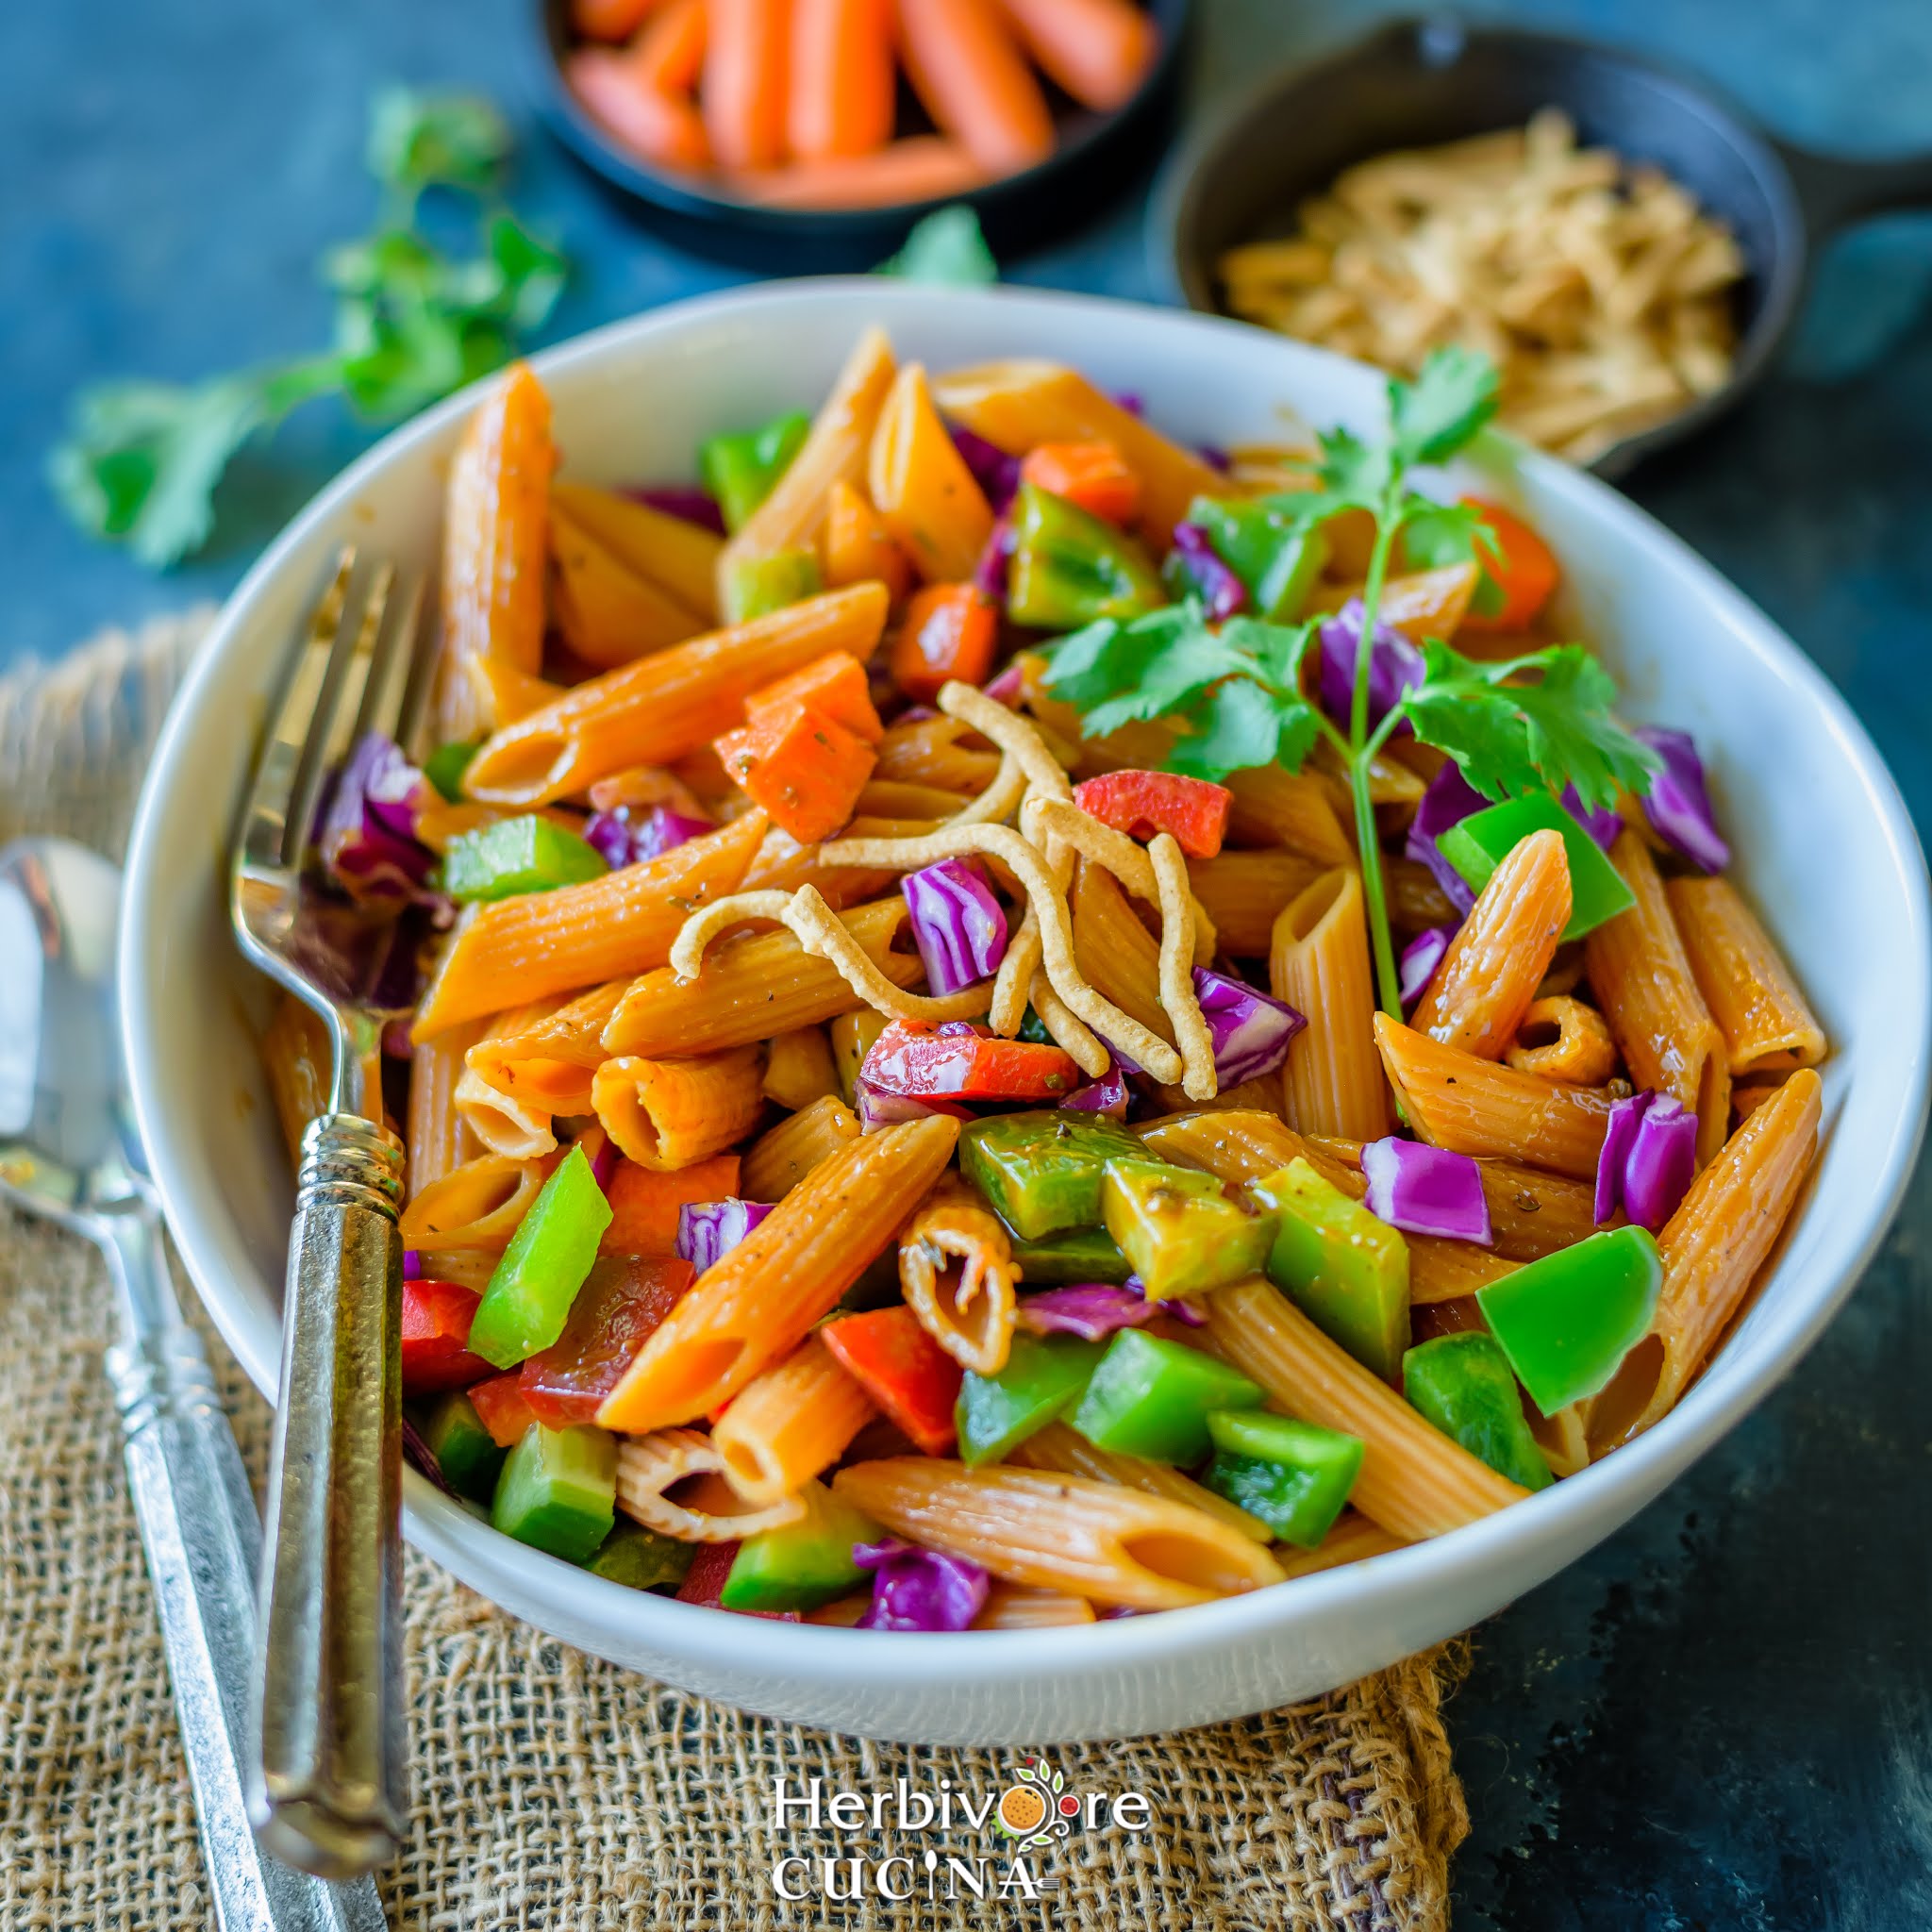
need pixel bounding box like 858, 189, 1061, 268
1271, 869, 1389, 1141
596, 1114, 960, 1431
397, 1152, 554, 1250
1505, 994, 1619, 1087
1666, 875, 1825, 1077
404, 1018, 484, 1196
1584, 830, 1731, 1163
551, 480, 723, 621
1199, 1277, 1530, 1541
831, 1459, 1287, 1609
1730, 1078, 1784, 1123
898, 1173, 1019, 1375
262, 991, 333, 1173
547, 501, 708, 668
741, 817, 933, 908
710, 1334, 877, 1506
1312, 563, 1481, 643
1411, 828, 1571, 1058
453, 1059, 556, 1160
600, 1151, 741, 1256
461, 581, 889, 807
1374, 1015, 1613, 1180
971, 1583, 1097, 1628
873, 714, 1003, 793
602, 896, 922, 1057
1587, 1068, 1822, 1452
616, 1431, 806, 1541
740, 1093, 862, 1200
718, 328, 898, 598
1008, 1422, 1274, 1542
929, 360, 1231, 545
1070, 857, 1172, 1046
761, 1024, 841, 1110
413, 810, 767, 1037
1386, 855, 1463, 934
463, 980, 626, 1117
477, 658, 567, 729
1274, 1509, 1409, 1581
1146, 1074, 1287, 1120
868, 362, 994, 583
1185, 849, 1322, 958
592, 1047, 767, 1171
1225, 767, 1354, 867
433, 362, 554, 741
820, 477, 912, 601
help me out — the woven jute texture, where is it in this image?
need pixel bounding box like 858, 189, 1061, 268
0, 613, 1468, 1931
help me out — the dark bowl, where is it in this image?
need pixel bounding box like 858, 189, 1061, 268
525, 0, 1194, 270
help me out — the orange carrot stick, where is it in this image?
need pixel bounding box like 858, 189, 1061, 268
733, 137, 987, 208
991, 0, 1156, 112
788, 0, 894, 161
572, 0, 673, 42
703, 0, 791, 171
633, 0, 708, 89
894, 0, 1055, 175
568, 50, 711, 171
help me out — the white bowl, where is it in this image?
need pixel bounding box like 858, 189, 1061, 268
122, 282, 1932, 1743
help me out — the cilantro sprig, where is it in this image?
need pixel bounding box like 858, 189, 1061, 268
49, 89, 568, 569
1041, 345, 1660, 1014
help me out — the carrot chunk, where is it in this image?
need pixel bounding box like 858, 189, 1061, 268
716, 702, 877, 843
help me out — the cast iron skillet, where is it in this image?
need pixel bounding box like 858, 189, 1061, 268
1152, 18, 1932, 477
525, 0, 1192, 271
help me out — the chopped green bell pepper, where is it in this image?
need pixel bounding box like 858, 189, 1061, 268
1202, 1408, 1364, 1547
722, 545, 824, 625
423, 738, 480, 804
1099, 1159, 1276, 1300
419, 1389, 506, 1503
721, 1479, 883, 1612
441, 814, 608, 903
830, 1008, 890, 1106
586, 1520, 696, 1591
1249, 1158, 1411, 1382
959, 1110, 1148, 1241
1069, 1328, 1265, 1465
1475, 1224, 1663, 1415
699, 408, 810, 534
1402, 1334, 1552, 1492
1186, 495, 1329, 620
1009, 1224, 1134, 1285
490, 1422, 618, 1560
1436, 793, 1636, 940
1007, 483, 1166, 629
468, 1144, 614, 1369
956, 1331, 1106, 1466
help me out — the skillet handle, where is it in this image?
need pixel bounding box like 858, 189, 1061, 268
1778, 141, 1932, 237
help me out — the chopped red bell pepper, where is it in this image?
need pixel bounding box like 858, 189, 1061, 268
675, 1539, 799, 1619
468, 1371, 541, 1448
1018, 441, 1142, 526
401, 1280, 492, 1395
819, 1306, 963, 1456
1458, 499, 1560, 631
1072, 769, 1232, 859
889, 584, 1000, 703
859, 1020, 1082, 1102
518, 1257, 696, 1426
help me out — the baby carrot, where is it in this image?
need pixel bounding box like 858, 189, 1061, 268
703, 0, 791, 172
895, 0, 1055, 175
788, 0, 894, 161
631, 0, 708, 92
733, 136, 986, 208
572, 0, 671, 42
568, 50, 712, 171
991, 0, 1157, 112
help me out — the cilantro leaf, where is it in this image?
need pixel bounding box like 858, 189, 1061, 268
1388, 345, 1501, 469
1399, 641, 1660, 812
367, 87, 510, 199
1218, 612, 1317, 691
1167, 677, 1318, 780
1398, 497, 1507, 619
875, 207, 998, 285
1314, 425, 1391, 505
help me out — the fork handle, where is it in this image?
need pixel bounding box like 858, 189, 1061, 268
252, 1112, 408, 1880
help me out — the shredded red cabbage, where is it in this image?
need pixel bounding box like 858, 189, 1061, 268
588, 1135, 620, 1193
675, 1199, 774, 1274
401, 1413, 461, 1501
973, 513, 1017, 602
1318, 604, 1425, 734
981, 659, 1025, 706
1361, 1137, 1493, 1244
1634, 727, 1729, 874
402, 1249, 424, 1282
1166, 521, 1248, 621
855, 1540, 989, 1632
318, 732, 437, 905
1197, 442, 1233, 473
584, 805, 713, 871
1405, 764, 1485, 916
948, 426, 1020, 513
1561, 785, 1623, 851
626, 483, 727, 535
903, 858, 1008, 995
1191, 968, 1307, 1087
1399, 924, 1457, 1009
1061, 1055, 1129, 1117
1014, 1284, 1160, 1341
1595, 1091, 1697, 1231
1112, 391, 1145, 418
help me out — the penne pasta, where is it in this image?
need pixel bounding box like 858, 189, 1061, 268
1386, 855, 1462, 935
971, 1584, 1097, 1628
551, 479, 724, 622
548, 503, 707, 668
261, 991, 333, 1174
454, 1061, 557, 1160
1274, 1509, 1408, 1580
596, 1115, 960, 1431
872, 713, 1003, 794
1410, 828, 1571, 1058
831, 1459, 1287, 1608
461, 581, 890, 808
1586, 1067, 1822, 1452
1584, 830, 1731, 1163
1271, 869, 1389, 1141
1665, 874, 1825, 1077
710, 1335, 876, 1507
592, 1047, 768, 1171
1224, 765, 1356, 867
405, 1016, 485, 1196
463, 981, 626, 1118
741, 1093, 862, 1200
869, 362, 994, 583
1505, 994, 1619, 1087
1008, 1421, 1274, 1543
1069, 856, 1172, 1046
761, 1024, 841, 1110
898, 1173, 1019, 1375
398, 1152, 554, 1250
1187, 849, 1323, 957
615, 1429, 806, 1541
1374, 1015, 1613, 1179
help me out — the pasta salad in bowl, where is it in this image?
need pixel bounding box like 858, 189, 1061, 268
121, 284, 1929, 1741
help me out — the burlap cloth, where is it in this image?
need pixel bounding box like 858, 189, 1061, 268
0, 613, 1469, 1931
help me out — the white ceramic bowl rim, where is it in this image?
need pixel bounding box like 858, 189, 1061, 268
121, 280, 1932, 1702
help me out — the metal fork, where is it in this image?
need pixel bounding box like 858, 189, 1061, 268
231, 547, 434, 1880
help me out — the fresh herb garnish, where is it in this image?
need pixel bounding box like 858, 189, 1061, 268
874, 206, 998, 286
1041, 345, 1659, 1014
49, 89, 568, 569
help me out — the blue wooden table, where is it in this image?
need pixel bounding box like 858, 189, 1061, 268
6, 0, 1929, 1922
